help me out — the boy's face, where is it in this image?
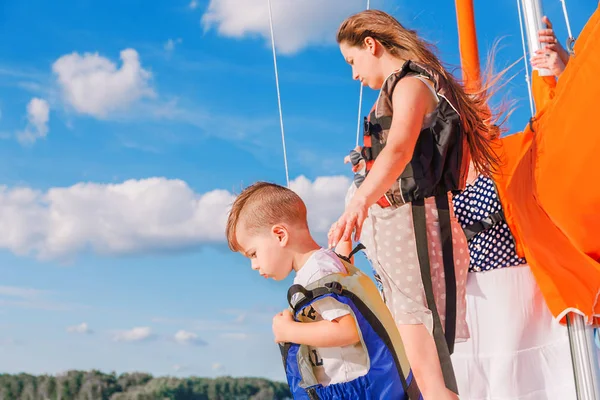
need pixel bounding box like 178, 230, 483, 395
235, 223, 292, 281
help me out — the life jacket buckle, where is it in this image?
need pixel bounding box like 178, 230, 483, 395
348, 149, 364, 166
363, 117, 371, 136
325, 281, 344, 295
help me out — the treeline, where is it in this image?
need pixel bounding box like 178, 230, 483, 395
0, 370, 291, 400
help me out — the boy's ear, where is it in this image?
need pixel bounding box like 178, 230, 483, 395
271, 224, 289, 246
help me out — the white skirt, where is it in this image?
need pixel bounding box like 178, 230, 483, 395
451, 265, 577, 400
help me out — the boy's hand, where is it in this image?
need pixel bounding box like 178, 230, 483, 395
272, 309, 294, 343
344, 146, 365, 173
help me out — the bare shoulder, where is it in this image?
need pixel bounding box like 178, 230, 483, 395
391, 75, 436, 114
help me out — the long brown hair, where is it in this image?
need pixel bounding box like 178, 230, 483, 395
337, 9, 506, 177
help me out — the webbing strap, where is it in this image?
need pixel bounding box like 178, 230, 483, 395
335, 243, 366, 264
287, 284, 336, 313
462, 181, 506, 241
411, 198, 458, 394
463, 211, 505, 241
307, 388, 319, 400
434, 194, 457, 354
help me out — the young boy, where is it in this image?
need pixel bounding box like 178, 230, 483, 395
225, 181, 368, 387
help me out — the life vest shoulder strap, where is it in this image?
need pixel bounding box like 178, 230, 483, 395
334, 243, 365, 264
462, 211, 506, 241
461, 181, 507, 242
287, 281, 345, 313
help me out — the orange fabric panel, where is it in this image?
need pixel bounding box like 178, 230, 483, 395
492, 131, 532, 259
494, 6, 600, 324
535, 7, 600, 262
497, 134, 600, 325
531, 70, 557, 112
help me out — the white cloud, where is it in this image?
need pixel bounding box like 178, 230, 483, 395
164, 38, 183, 52
0, 178, 234, 259
152, 315, 248, 332
174, 330, 206, 346
0, 338, 21, 347
234, 313, 246, 324
0, 286, 45, 299
113, 327, 153, 342
290, 175, 350, 234
201, 0, 369, 54
17, 98, 50, 144
221, 333, 248, 340
0, 285, 83, 311
212, 363, 224, 371
26, 99, 49, 131
52, 48, 155, 118
0, 175, 350, 260
189, 0, 198, 10
66, 322, 92, 334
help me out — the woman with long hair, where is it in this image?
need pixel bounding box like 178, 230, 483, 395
329, 10, 502, 399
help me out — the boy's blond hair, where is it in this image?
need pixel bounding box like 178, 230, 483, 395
226, 182, 308, 252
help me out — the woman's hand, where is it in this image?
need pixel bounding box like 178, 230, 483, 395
534, 16, 570, 76
531, 48, 566, 77
328, 195, 369, 247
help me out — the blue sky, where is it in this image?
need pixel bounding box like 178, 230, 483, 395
0, 0, 596, 383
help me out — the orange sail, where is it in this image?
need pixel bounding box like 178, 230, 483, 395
493, 6, 600, 324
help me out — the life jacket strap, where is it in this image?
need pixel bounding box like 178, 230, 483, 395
461, 181, 506, 242
334, 243, 366, 264
287, 282, 344, 313
348, 149, 364, 166
412, 195, 459, 394
463, 211, 505, 241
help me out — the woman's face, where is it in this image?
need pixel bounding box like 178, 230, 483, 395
339, 38, 385, 90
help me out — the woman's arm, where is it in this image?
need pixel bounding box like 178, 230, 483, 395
352, 77, 434, 208
330, 77, 434, 244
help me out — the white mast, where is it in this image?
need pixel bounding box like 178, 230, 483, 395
520, 0, 551, 76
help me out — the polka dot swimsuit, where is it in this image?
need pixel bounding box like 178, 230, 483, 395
452, 175, 527, 272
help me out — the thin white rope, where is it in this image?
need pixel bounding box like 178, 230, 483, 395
559, 0, 574, 41
355, 0, 371, 147
517, 0, 536, 116
559, 0, 576, 54
267, 0, 290, 187
356, 84, 365, 147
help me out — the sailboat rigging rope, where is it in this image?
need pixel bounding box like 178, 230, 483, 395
559, 0, 576, 54
517, 0, 536, 116
355, 0, 372, 147
268, 0, 375, 185
267, 0, 290, 187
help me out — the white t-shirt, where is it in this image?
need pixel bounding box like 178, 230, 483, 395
293, 249, 368, 386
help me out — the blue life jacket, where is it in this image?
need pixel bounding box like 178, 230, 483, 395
279, 253, 422, 399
